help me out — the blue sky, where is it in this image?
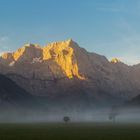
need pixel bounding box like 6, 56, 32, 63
0, 0, 140, 64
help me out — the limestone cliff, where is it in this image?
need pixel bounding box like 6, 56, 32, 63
0, 39, 140, 105
0, 40, 86, 80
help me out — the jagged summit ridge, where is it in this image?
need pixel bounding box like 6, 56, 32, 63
0, 39, 86, 80
0, 39, 78, 60
1, 39, 140, 102
46, 39, 75, 47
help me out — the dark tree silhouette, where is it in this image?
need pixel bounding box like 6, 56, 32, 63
63, 116, 70, 123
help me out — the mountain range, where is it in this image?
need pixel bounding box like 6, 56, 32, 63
0, 74, 37, 109
0, 39, 140, 108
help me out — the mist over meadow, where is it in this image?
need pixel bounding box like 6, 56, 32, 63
0, 106, 139, 124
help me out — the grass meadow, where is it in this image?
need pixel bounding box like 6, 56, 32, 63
0, 123, 140, 140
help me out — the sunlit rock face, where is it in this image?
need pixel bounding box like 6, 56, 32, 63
110, 58, 121, 64
0, 40, 86, 80
13, 44, 42, 62
0, 39, 140, 105
42, 39, 85, 79
0, 40, 90, 97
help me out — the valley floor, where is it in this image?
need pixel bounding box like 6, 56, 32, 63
0, 123, 140, 140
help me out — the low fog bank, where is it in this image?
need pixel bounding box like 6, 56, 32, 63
0, 107, 140, 123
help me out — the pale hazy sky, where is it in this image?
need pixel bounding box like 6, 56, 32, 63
0, 0, 140, 65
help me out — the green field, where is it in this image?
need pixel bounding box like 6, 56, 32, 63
0, 123, 140, 140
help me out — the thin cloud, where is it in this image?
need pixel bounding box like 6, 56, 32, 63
96, 7, 122, 13
119, 56, 140, 65
0, 36, 11, 51
96, 18, 140, 65
0, 36, 9, 42
95, 1, 125, 13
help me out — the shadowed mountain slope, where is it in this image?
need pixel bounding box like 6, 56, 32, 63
0, 39, 140, 107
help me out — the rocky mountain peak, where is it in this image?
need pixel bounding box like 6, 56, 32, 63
110, 58, 121, 64
23, 43, 41, 48
1, 39, 140, 104
1, 52, 13, 60
45, 39, 76, 50
0, 39, 86, 80
12, 44, 42, 62
42, 39, 85, 79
